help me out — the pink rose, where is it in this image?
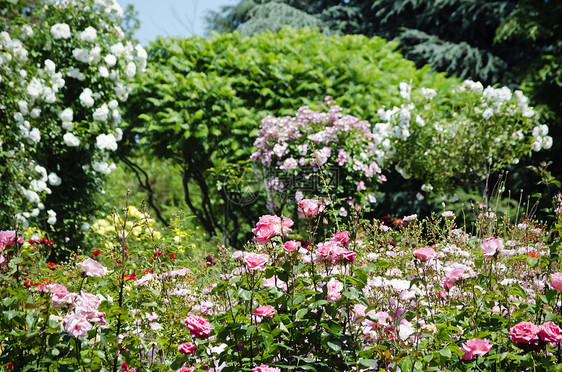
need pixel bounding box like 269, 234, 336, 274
539, 321, 562, 343
326, 277, 344, 303
184, 315, 212, 339
315, 241, 346, 263
552, 273, 562, 291
253, 305, 275, 318
332, 231, 350, 244
509, 321, 540, 344
177, 368, 194, 372
46, 283, 74, 307
341, 250, 356, 262
414, 247, 435, 261
63, 313, 92, 338
283, 240, 300, 253
298, 199, 325, 219
178, 342, 196, 354
443, 267, 466, 288
252, 365, 280, 372
460, 338, 492, 360
252, 215, 293, 244
77, 258, 106, 277
243, 253, 269, 271
0, 230, 17, 247
481, 237, 504, 257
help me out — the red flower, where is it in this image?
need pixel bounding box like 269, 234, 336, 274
7, 362, 13, 371
169, 253, 175, 260
124, 273, 137, 282
47, 262, 56, 269
154, 251, 163, 257
91, 249, 101, 257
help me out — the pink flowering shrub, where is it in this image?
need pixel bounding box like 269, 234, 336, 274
251, 100, 384, 213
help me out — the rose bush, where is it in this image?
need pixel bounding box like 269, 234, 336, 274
0, 0, 145, 251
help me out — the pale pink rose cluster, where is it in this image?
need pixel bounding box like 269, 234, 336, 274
77, 257, 106, 277
315, 240, 356, 264
50, 289, 108, 338
442, 266, 475, 289
326, 277, 344, 302
297, 199, 325, 219
414, 247, 435, 261
481, 237, 505, 257
460, 338, 492, 360
44, 283, 74, 307
252, 215, 293, 244
509, 321, 562, 348
352, 304, 407, 341
243, 252, 269, 271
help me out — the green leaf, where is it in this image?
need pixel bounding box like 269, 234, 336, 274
400, 357, 413, 372
237, 288, 252, 301
438, 347, 452, 359
295, 308, 308, 320
326, 340, 341, 352
3, 310, 19, 321
359, 359, 378, 368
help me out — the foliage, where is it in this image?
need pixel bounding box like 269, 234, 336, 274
0, 0, 145, 254
123, 27, 454, 246
205, 0, 562, 188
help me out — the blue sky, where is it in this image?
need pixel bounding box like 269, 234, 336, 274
120, 0, 238, 45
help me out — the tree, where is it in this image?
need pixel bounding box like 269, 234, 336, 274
205, 0, 562, 193
123, 28, 449, 245
123, 28, 547, 246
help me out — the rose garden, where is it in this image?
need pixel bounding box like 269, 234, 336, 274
1, 0, 562, 371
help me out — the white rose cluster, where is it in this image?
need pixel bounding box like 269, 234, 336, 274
1, 0, 145, 228
370, 81, 550, 189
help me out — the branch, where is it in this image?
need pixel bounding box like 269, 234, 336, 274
119, 156, 169, 227
182, 163, 216, 236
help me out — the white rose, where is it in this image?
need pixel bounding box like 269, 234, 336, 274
125, 61, 136, 78
79, 26, 97, 42
59, 108, 73, 123
104, 54, 116, 67
95, 133, 117, 151
50, 23, 71, 39
79, 88, 94, 108
93, 104, 109, 122
48, 172, 62, 186
63, 132, 80, 147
